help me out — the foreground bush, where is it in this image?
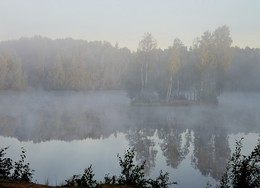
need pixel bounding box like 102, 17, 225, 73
117, 148, 146, 186
3, 137, 259, 187
65, 148, 175, 188
65, 165, 97, 187
0, 147, 34, 182
0, 147, 13, 179
218, 136, 260, 188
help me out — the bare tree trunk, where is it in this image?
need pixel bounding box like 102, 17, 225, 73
145, 62, 148, 88
177, 79, 180, 97
141, 64, 144, 91
166, 76, 173, 101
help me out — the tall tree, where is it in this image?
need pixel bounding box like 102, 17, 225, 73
198, 31, 215, 102
212, 25, 232, 94
137, 33, 157, 92
0, 54, 9, 89
197, 26, 232, 103
47, 53, 65, 90
0, 52, 27, 90
166, 38, 186, 100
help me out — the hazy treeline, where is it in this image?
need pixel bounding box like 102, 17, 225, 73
227, 47, 260, 91
0, 37, 130, 90
0, 26, 259, 95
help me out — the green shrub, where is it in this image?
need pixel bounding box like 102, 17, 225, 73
148, 170, 177, 188
218, 136, 260, 188
0, 147, 34, 182
65, 148, 174, 188
80, 165, 97, 187
117, 148, 175, 188
12, 147, 34, 182
65, 174, 82, 187
103, 173, 117, 185
0, 147, 13, 179
65, 165, 97, 187
117, 148, 146, 186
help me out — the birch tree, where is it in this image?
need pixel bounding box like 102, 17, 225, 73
137, 33, 157, 92
166, 38, 185, 100
212, 25, 232, 94
199, 31, 214, 101
198, 26, 232, 103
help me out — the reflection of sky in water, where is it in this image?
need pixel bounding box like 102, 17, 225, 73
1, 132, 258, 187
0, 133, 129, 185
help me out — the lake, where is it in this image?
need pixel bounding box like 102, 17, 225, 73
0, 91, 259, 187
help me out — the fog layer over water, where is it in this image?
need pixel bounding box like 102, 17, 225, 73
0, 91, 259, 187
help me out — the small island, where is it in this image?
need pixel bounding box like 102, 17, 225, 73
126, 27, 231, 106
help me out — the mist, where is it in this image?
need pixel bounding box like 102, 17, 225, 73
0, 28, 260, 187
0, 90, 259, 186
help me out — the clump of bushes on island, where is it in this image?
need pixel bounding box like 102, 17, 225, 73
1, 136, 259, 188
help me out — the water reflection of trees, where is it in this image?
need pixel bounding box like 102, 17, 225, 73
126, 108, 192, 173
191, 126, 231, 180
155, 114, 191, 168
158, 127, 191, 168
0, 95, 234, 181
126, 107, 231, 181
126, 128, 157, 175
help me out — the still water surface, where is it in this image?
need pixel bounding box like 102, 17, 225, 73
0, 91, 259, 187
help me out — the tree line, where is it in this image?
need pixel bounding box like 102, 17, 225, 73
0, 37, 130, 90
0, 26, 259, 101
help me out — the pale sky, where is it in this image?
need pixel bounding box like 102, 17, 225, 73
0, 0, 259, 50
